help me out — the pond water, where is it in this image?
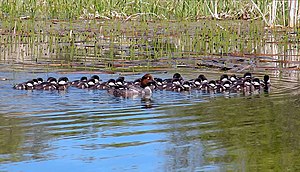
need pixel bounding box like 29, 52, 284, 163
1, 70, 300, 171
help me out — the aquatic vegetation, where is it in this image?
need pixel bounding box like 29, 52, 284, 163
1, 19, 299, 74
0, 0, 298, 27
0, 1, 299, 74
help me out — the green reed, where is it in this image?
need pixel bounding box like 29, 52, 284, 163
0, 17, 291, 72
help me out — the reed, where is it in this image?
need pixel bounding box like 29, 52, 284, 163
0, 0, 298, 27
0, 0, 297, 73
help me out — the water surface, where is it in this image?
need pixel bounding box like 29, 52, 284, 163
1, 70, 300, 171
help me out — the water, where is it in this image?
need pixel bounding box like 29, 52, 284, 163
1, 70, 300, 171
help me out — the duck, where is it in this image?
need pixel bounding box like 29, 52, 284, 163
163, 73, 184, 84
71, 76, 88, 87
199, 74, 208, 83
91, 75, 100, 84
13, 80, 34, 90
252, 78, 261, 90
229, 74, 239, 84
182, 81, 192, 91
115, 76, 126, 87
193, 78, 202, 88
191, 74, 208, 89
242, 78, 253, 92
34, 77, 58, 90
37, 78, 44, 84
220, 74, 229, 83
201, 80, 218, 92
77, 78, 96, 89
222, 80, 232, 91
243, 72, 252, 79
56, 77, 70, 90
108, 73, 155, 98
96, 79, 116, 90
261, 75, 271, 92
154, 77, 164, 90
13, 82, 27, 90
163, 78, 183, 91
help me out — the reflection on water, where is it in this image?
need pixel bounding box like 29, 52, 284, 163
0, 71, 300, 171
1, 20, 300, 80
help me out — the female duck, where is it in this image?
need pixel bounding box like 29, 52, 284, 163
109, 74, 155, 99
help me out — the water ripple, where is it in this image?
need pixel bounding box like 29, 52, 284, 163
1, 71, 300, 172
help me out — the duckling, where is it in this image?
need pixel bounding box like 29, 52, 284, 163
13, 80, 35, 90
220, 74, 229, 83
56, 77, 69, 90
77, 78, 97, 89
34, 77, 58, 90
154, 77, 164, 90
71, 76, 88, 87
164, 78, 183, 91
252, 78, 261, 90
261, 75, 271, 92
242, 78, 253, 92
182, 81, 192, 91
96, 79, 116, 90
115, 76, 126, 87
222, 80, 232, 91
198, 74, 208, 84
243, 72, 252, 79
163, 73, 184, 84
91, 75, 100, 84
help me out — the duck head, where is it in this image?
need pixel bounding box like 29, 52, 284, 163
116, 76, 125, 86
198, 74, 208, 83
220, 74, 229, 82
223, 80, 232, 89
91, 75, 100, 83
140, 74, 154, 88
264, 75, 270, 84
37, 78, 43, 84
58, 77, 69, 85
32, 79, 39, 86
154, 78, 163, 86
48, 77, 57, 84
80, 76, 88, 82
87, 78, 96, 87
252, 78, 260, 86
230, 74, 238, 82
173, 73, 182, 80
107, 79, 116, 87
243, 72, 252, 79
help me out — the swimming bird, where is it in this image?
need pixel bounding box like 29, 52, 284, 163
91, 75, 100, 84
71, 76, 88, 87
34, 77, 58, 90
13, 80, 34, 90
56, 77, 70, 90
96, 79, 116, 90
163, 73, 184, 84
109, 74, 156, 99
261, 75, 271, 92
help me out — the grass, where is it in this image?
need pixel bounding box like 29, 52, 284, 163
0, 0, 298, 27
0, 19, 269, 71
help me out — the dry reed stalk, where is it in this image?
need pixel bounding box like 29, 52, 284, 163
288, 0, 299, 27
